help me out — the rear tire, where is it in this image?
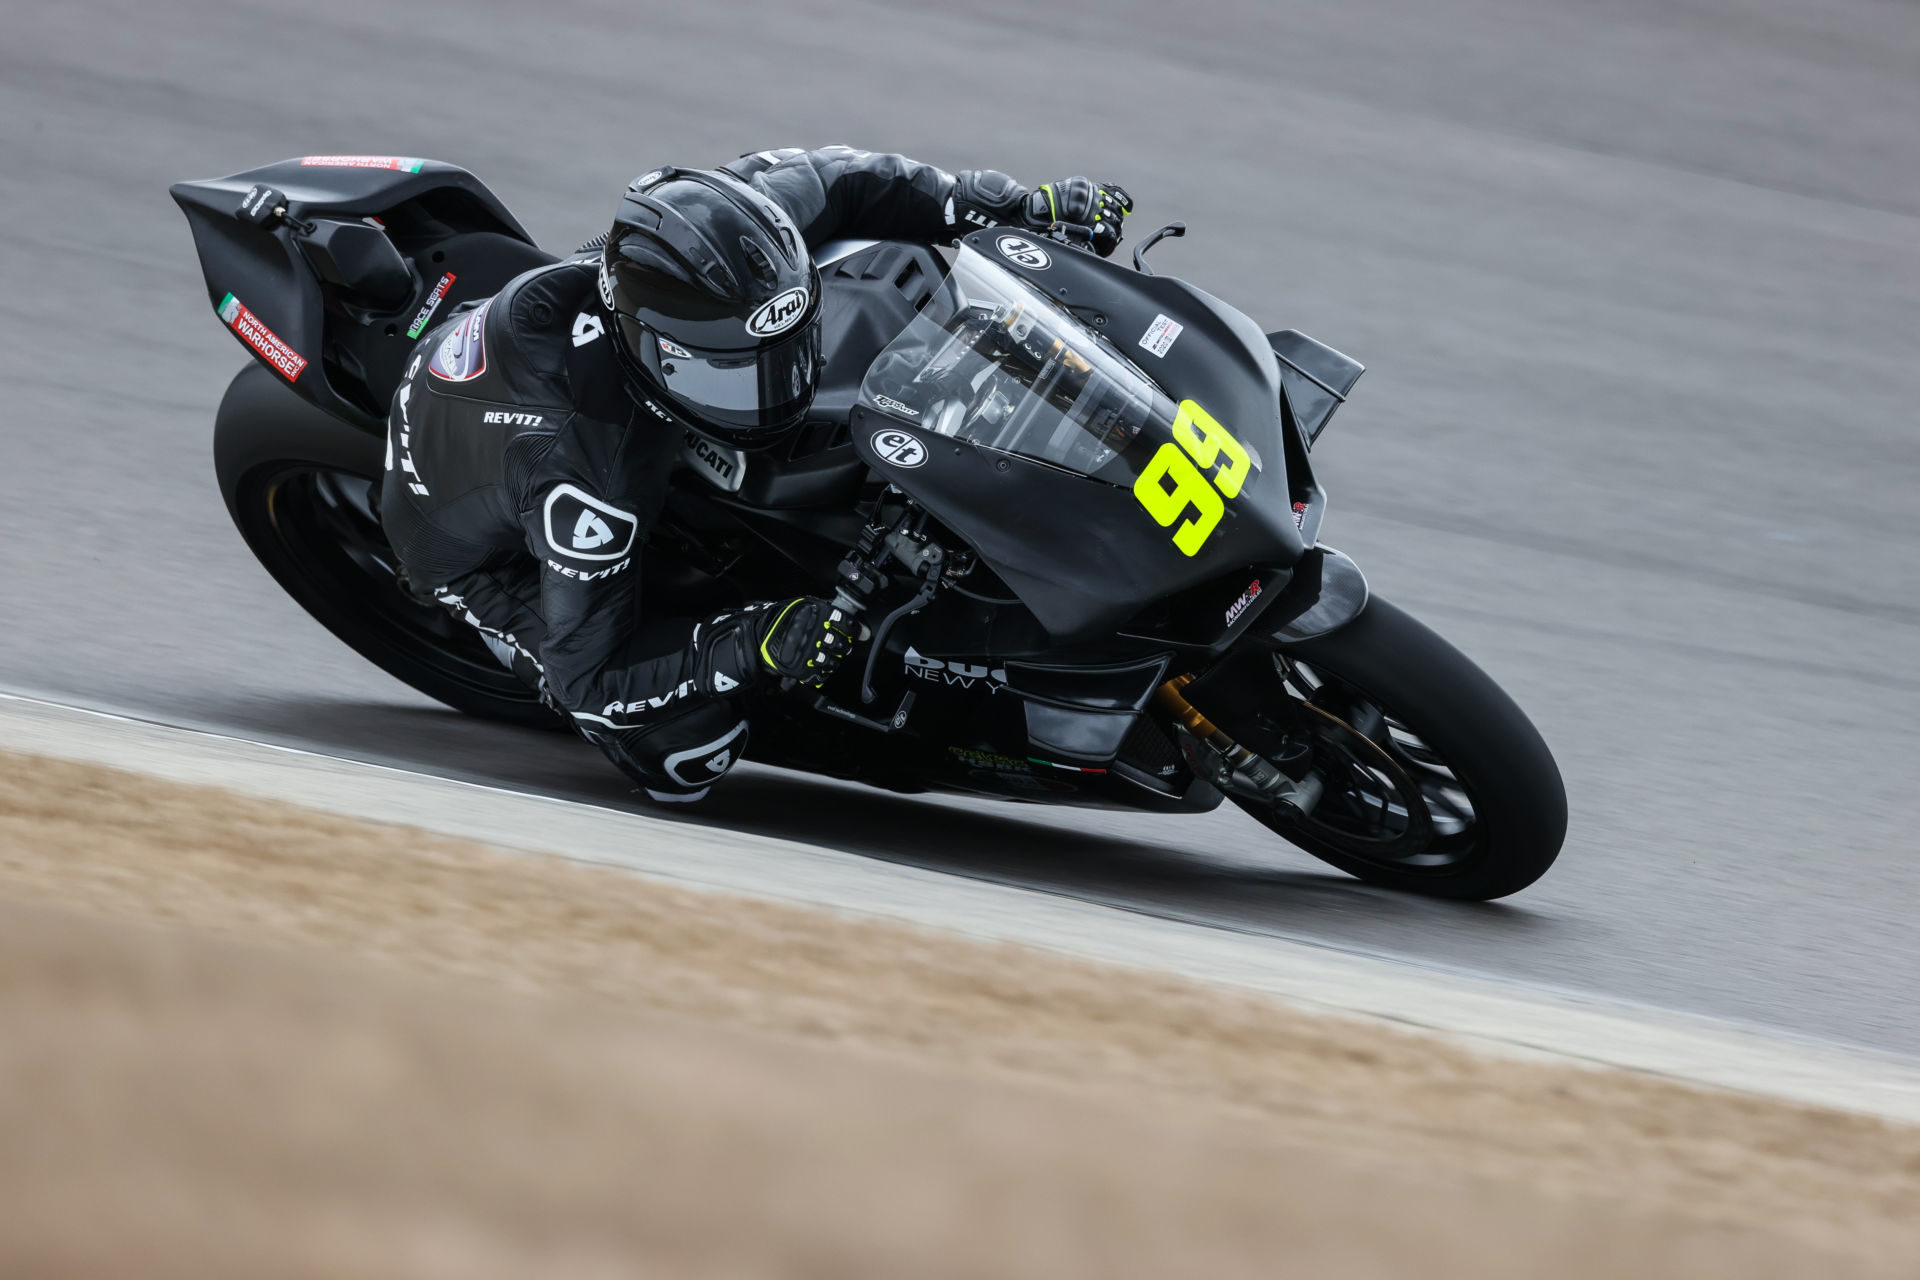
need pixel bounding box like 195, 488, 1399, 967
1229, 596, 1566, 899
213, 364, 560, 728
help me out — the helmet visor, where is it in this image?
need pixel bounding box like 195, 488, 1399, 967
617, 313, 822, 431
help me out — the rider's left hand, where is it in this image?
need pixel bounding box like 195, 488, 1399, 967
1025, 177, 1133, 258
756, 596, 855, 689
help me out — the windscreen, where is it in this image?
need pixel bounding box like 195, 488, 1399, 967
859, 247, 1198, 486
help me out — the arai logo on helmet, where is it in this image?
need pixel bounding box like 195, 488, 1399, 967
596, 261, 617, 311
746, 286, 810, 337
996, 235, 1051, 270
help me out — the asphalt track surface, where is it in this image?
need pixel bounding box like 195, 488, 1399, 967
3, 0, 1917, 1054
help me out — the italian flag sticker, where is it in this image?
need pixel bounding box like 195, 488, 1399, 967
300, 155, 426, 173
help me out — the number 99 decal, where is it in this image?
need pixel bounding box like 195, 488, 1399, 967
1131, 400, 1253, 556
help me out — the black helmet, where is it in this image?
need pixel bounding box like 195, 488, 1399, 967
601, 167, 822, 442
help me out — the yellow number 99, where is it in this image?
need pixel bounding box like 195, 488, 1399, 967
1171, 400, 1252, 498
1133, 442, 1225, 557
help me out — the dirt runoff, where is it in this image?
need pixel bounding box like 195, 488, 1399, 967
0, 751, 1915, 1279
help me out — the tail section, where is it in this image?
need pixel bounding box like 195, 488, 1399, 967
171, 156, 556, 429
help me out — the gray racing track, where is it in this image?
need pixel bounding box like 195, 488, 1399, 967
3, 0, 1917, 1053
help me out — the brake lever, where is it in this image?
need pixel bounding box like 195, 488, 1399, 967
858, 563, 940, 705
1132, 221, 1187, 275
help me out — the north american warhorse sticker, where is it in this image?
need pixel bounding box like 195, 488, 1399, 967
428, 298, 491, 382
542, 484, 638, 563
216, 292, 306, 383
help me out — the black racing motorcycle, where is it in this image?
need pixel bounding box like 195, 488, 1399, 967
172, 156, 1566, 899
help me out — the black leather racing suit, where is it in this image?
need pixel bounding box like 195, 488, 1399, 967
379, 146, 1034, 800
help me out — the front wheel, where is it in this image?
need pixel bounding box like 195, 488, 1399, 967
1219, 596, 1566, 899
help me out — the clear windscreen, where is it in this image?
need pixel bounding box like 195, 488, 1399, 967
858, 247, 1181, 485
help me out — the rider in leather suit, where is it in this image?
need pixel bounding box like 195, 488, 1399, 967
380, 146, 1131, 802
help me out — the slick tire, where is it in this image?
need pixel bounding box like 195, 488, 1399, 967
1240, 595, 1567, 900
213, 363, 560, 729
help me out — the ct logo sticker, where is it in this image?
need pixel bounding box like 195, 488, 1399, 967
542, 484, 638, 562
870, 428, 928, 469
996, 234, 1051, 270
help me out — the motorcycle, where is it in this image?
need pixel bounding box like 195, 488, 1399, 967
171, 155, 1566, 900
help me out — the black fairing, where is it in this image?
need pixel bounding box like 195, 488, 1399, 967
171, 157, 556, 430
852, 231, 1320, 642
1268, 328, 1365, 445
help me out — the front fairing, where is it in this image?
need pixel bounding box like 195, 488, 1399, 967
852, 234, 1312, 641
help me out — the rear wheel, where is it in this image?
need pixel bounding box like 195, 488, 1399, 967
213, 364, 559, 728
1219, 596, 1566, 899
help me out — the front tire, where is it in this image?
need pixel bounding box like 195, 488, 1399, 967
213, 364, 559, 728
1226, 596, 1566, 899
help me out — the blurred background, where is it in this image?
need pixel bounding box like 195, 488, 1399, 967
2, 0, 1917, 1053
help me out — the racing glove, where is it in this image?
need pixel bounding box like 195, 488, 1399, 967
951, 171, 1133, 258
755, 597, 855, 688
1027, 177, 1133, 258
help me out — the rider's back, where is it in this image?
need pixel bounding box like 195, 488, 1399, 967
380, 257, 670, 590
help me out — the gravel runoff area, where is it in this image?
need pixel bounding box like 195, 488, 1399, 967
1, 749, 1916, 1278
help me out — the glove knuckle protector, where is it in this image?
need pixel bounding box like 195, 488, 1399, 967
954, 169, 1132, 258
1030, 175, 1131, 258
756, 597, 853, 687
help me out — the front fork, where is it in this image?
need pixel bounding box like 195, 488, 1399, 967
1154, 672, 1326, 815
1150, 544, 1376, 813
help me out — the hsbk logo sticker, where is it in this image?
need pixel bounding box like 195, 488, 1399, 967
542, 484, 637, 563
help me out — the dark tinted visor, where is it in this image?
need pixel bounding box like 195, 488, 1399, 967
617, 314, 821, 431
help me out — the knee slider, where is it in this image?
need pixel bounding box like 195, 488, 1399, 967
590, 701, 748, 798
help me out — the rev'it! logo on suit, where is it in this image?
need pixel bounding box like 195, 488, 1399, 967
542, 484, 637, 563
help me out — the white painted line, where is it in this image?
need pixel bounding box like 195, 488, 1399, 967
2, 690, 1917, 1123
